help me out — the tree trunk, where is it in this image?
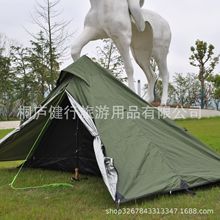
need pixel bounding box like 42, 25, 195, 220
215, 100, 219, 111
200, 79, 205, 109
47, 0, 54, 90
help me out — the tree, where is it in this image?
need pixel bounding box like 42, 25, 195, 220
0, 50, 13, 119
10, 46, 35, 106
29, 31, 59, 102
208, 74, 220, 110
172, 73, 201, 107
0, 33, 14, 56
189, 40, 220, 109
0, 34, 17, 119
93, 39, 127, 82
30, 0, 71, 90
151, 79, 175, 104
10, 32, 60, 106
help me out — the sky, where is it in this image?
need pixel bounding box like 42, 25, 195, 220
0, 0, 220, 85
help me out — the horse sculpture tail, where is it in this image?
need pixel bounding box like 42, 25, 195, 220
128, 0, 145, 32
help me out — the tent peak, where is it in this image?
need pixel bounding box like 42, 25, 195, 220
57, 56, 93, 86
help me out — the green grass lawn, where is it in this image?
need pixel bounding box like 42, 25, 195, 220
0, 118, 220, 220
0, 129, 13, 139
177, 117, 220, 154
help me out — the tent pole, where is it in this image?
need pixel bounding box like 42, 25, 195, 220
72, 115, 80, 181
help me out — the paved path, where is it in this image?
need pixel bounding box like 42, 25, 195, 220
0, 121, 20, 129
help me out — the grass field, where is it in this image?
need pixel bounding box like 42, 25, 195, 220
0, 118, 220, 219
0, 129, 13, 139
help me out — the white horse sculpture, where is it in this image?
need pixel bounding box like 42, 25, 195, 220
71, 0, 171, 105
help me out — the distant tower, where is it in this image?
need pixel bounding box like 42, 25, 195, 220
137, 80, 141, 96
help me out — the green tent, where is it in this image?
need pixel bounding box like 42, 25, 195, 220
0, 56, 220, 203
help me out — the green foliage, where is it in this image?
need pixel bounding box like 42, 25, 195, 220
29, 31, 59, 103
172, 73, 200, 107
0, 53, 11, 98
153, 79, 175, 103
93, 39, 127, 82
8, 32, 59, 107
0, 33, 60, 118
0, 0, 71, 118
189, 40, 220, 109
10, 46, 35, 106
0, 38, 18, 119
208, 74, 220, 110
209, 74, 220, 98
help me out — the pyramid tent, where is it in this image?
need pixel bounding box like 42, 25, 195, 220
0, 56, 220, 203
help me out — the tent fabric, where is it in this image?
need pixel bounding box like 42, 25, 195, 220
0, 55, 220, 203
0, 91, 64, 161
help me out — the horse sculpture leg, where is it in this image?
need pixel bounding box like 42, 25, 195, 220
131, 51, 156, 103
112, 35, 136, 92
154, 51, 169, 105
130, 22, 155, 102
139, 61, 157, 103
71, 27, 100, 61
147, 66, 157, 103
